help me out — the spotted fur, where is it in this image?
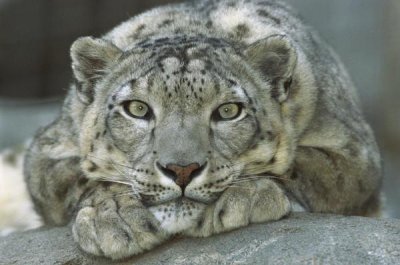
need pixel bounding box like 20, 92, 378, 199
24, 0, 381, 259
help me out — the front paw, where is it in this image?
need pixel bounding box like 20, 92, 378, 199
72, 196, 168, 259
248, 178, 291, 223
186, 178, 290, 237
211, 183, 254, 233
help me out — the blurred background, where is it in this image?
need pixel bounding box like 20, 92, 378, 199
0, 0, 399, 217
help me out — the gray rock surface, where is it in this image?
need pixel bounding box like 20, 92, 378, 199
1, 213, 399, 265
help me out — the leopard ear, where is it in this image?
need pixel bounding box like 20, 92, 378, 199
244, 35, 297, 103
70, 36, 122, 103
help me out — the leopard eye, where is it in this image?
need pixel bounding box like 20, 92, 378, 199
123, 100, 152, 120
213, 103, 242, 121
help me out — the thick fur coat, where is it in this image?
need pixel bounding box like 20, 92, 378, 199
20, 0, 382, 259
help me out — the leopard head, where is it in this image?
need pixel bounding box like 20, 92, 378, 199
69, 34, 297, 209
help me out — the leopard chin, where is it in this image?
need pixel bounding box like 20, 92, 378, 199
148, 198, 207, 234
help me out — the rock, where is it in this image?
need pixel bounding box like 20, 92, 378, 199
0, 213, 399, 265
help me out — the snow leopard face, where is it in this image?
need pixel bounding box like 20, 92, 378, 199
69, 33, 295, 230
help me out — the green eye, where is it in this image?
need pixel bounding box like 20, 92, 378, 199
123, 100, 152, 119
214, 103, 242, 121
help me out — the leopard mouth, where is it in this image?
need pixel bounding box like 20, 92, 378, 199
140, 193, 220, 207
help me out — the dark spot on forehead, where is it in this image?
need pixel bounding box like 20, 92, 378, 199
233, 23, 250, 39
227, 79, 237, 86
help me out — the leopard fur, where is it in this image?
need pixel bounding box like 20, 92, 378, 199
24, 0, 382, 259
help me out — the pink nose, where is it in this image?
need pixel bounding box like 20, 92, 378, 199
166, 163, 201, 188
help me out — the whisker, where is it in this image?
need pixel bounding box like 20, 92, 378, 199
109, 160, 129, 176
232, 176, 266, 181
224, 185, 254, 190
87, 154, 135, 171
109, 162, 127, 177
267, 175, 290, 181
239, 173, 288, 180
114, 192, 140, 198
232, 176, 288, 183
102, 192, 141, 200
237, 175, 267, 179
97, 177, 133, 186
86, 155, 138, 184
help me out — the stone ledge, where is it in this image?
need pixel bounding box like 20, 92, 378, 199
1, 213, 399, 265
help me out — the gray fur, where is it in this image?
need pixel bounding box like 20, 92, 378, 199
24, 0, 382, 259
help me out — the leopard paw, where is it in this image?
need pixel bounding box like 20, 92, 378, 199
72, 197, 168, 259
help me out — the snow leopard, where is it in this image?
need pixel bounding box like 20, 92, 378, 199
23, 0, 382, 259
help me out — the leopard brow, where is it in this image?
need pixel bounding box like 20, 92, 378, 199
112, 78, 151, 103
217, 85, 250, 104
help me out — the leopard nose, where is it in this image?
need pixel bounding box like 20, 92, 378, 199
157, 162, 207, 189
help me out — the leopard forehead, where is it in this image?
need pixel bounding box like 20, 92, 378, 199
105, 38, 258, 111
137, 37, 240, 78
125, 35, 243, 78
